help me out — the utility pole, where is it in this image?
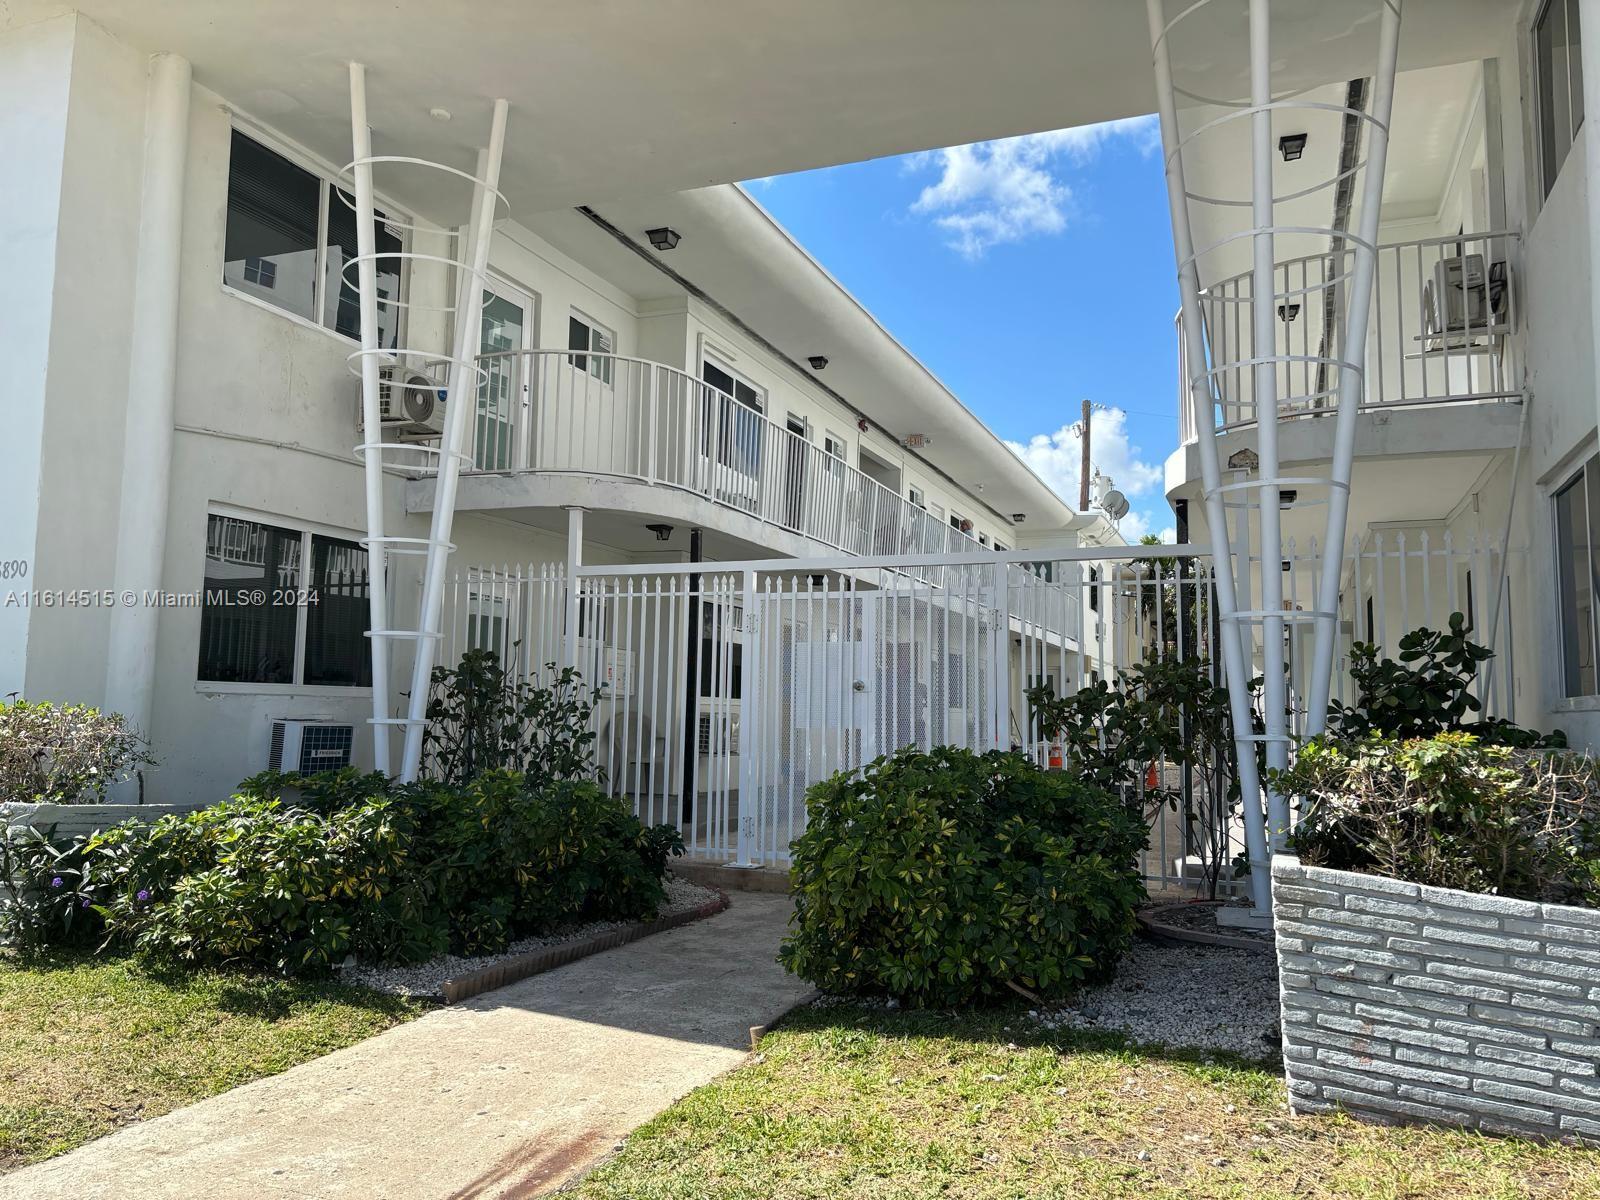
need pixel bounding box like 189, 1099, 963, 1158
1078, 399, 1092, 511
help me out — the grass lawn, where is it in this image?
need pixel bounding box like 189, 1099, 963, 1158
0, 949, 425, 1171
571, 1002, 1600, 1200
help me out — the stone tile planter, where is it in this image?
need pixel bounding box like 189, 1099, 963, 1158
1272, 854, 1600, 1142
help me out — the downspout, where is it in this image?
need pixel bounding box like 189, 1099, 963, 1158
1315, 79, 1369, 405
1481, 394, 1530, 718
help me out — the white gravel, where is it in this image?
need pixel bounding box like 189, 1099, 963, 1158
337, 876, 720, 999
1029, 940, 1282, 1062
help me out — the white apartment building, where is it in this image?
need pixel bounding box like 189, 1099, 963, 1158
0, 8, 1125, 813
1162, 0, 1600, 750
3, 0, 1596, 878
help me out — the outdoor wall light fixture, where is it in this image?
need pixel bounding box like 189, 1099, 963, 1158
646, 523, 674, 542
1012, 513, 1026, 523
646, 227, 681, 250
1278, 302, 1302, 322
808, 355, 829, 370
1278, 133, 1308, 161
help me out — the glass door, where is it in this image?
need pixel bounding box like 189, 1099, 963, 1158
476, 283, 534, 470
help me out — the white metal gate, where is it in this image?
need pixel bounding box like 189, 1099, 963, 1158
438, 529, 1520, 888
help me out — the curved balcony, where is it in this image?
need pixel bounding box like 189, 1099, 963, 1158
451, 348, 977, 558
1177, 231, 1521, 443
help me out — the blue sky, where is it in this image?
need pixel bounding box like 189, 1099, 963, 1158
746, 116, 1181, 540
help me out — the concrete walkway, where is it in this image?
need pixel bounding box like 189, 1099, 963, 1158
3, 893, 809, 1200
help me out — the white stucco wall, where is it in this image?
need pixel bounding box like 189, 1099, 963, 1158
0, 15, 75, 699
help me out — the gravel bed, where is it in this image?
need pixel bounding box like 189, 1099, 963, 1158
1029, 940, 1282, 1062
337, 876, 721, 999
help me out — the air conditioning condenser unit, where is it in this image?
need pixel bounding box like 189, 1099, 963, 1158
268, 719, 356, 774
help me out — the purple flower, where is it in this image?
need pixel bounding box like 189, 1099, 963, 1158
81, 898, 91, 909
49, 876, 63, 889
136, 889, 150, 902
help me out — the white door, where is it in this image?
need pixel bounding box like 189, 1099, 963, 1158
475, 280, 535, 470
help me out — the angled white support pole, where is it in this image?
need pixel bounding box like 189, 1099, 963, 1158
399, 98, 510, 782
348, 61, 394, 775
1146, 0, 1273, 910
1305, 0, 1404, 738
1248, 0, 1292, 850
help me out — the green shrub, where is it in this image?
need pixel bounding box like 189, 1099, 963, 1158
0, 823, 101, 948
423, 652, 601, 786
5, 774, 684, 974
780, 747, 1145, 1007
0, 699, 154, 804
1327, 615, 1565, 748
1279, 732, 1600, 905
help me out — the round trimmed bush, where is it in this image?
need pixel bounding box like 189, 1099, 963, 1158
780, 747, 1146, 1006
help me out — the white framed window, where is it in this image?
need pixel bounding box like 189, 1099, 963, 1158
1533, 0, 1585, 198
701, 353, 766, 478
823, 431, 847, 459
223, 128, 405, 346
930, 502, 945, 522
949, 511, 965, 530
568, 308, 616, 385
978, 533, 990, 547
197, 510, 371, 690
1554, 453, 1600, 696
992, 540, 1008, 553
907, 485, 926, 509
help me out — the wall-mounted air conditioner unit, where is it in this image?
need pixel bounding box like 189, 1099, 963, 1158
268, 719, 356, 774
359, 364, 446, 439
1422, 254, 1489, 336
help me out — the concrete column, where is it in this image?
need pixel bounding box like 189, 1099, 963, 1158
104, 53, 191, 736
563, 506, 585, 670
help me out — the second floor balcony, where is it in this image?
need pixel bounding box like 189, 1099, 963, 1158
415, 348, 985, 560
1178, 231, 1521, 444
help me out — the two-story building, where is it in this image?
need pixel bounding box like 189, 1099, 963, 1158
1, 8, 1126, 809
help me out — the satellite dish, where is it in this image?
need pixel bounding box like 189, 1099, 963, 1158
1101, 489, 1130, 521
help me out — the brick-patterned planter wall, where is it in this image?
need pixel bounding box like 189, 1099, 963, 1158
1272, 854, 1600, 1142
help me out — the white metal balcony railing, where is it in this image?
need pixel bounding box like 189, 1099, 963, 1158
1178, 231, 1520, 442
454, 348, 984, 559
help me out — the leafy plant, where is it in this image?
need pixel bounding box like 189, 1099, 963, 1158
0, 699, 155, 804
10, 771, 686, 975
1327, 614, 1564, 747
0, 823, 100, 948
1027, 653, 1240, 897
780, 747, 1145, 1006
1277, 732, 1600, 905
422, 651, 603, 786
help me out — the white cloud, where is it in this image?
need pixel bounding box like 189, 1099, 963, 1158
1115, 512, 1179, 544
907, 116, 1160, 258
1005, 405, 1174, 542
